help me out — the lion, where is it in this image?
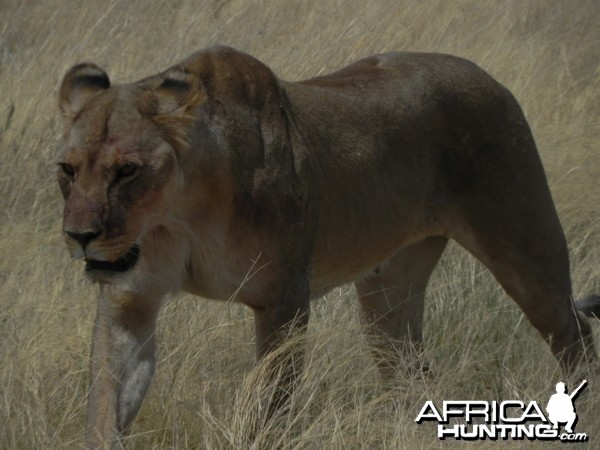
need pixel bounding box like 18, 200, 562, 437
57, 46, 600, 448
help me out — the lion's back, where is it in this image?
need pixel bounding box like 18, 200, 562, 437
298, 52, 503, 101
287, 52, 541, 290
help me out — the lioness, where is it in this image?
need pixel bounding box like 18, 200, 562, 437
57, 46, 599, 447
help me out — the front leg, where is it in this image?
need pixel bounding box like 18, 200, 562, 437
253, 272, 310, 415
86, 288, 162, 449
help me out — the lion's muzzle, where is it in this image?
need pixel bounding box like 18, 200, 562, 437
85, 245, 141, 273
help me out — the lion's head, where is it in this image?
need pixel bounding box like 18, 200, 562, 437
57, 62, 206, 278
57, 47, 300, 283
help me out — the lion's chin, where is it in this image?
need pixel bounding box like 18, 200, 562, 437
85, 246, 141, 273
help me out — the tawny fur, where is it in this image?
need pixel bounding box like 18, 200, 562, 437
57, 46, 599, 449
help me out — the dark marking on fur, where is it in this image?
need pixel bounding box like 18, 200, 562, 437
159, 77, 190, 91
577, 295, 600, 318
72, 74, 110, 90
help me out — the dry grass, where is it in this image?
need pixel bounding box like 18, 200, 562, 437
1, 0, 599, 448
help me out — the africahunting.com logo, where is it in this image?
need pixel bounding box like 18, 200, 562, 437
415, 380, 588, 442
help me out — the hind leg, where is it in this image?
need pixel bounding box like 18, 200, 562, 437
451, 220, 595, 373
355, 236, 448, 379
446, 151, 596, 373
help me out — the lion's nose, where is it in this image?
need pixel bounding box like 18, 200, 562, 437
66, 230, 102, 249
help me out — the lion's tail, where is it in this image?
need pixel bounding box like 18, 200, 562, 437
577, 295, 600, 318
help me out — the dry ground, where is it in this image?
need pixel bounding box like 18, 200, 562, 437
0, 0, 599, 448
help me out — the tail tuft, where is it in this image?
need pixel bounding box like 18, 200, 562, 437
577, 295, 600, 318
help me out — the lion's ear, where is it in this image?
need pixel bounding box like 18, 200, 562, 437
151, 69, 204, 115
59, 63, 110, 121
139, 69, 205, 150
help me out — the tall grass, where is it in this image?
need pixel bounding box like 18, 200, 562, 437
1, 1, 598, 448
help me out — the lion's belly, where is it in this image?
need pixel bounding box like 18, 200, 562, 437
309, 234, 417, 299
308, 197, 432, 299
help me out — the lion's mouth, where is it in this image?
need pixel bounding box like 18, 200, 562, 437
85, 246, 141, 273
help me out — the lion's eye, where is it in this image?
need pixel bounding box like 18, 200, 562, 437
59, 163, 75, 178
116, 163, 139, 180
